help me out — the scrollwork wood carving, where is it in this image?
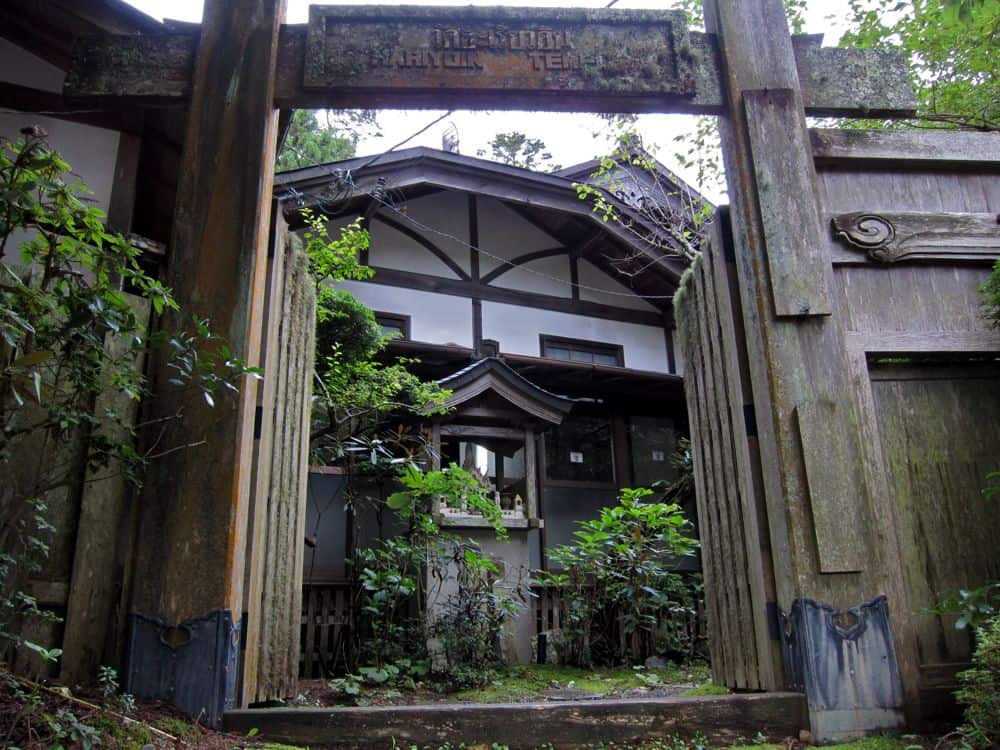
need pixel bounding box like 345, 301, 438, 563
831, 211, 1000, 264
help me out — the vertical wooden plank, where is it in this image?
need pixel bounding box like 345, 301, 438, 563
708, 215, 783, 690
796, 399, 865, 572
700, 241, 760, 689
677, 273, 729, 685
303, 586, 316, 678
744, 89, 832, 318
243, 207, 288, 703
525, 427, 538, 520
693, 260, 748, 689
286, 247, 316, 695
258, 239, 297, 696
321, 587, 333, 672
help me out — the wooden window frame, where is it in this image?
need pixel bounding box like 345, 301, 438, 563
539, 416, 618, 489
539, 334, 625, 367
374, 311, 411, 340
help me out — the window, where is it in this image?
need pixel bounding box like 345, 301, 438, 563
543, 415, 614, 484
540, 335, 624, 367
374, 311, 410, 340
628, 416, 678, 488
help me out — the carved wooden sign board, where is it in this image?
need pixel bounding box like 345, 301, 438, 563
304, 6, 694, 101
62, 5, 916, 116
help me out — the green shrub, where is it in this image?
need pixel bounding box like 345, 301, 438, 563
535, 487, 700, 667
982, 259, 1000, 330
955, 614, 1000, 748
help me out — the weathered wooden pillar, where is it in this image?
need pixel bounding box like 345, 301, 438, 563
703, 0, 915, 738
124, 0, 285, 727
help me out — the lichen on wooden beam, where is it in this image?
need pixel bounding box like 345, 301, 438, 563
63, 13, 916, 117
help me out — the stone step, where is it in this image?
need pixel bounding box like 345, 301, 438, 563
224, 692, 808, 749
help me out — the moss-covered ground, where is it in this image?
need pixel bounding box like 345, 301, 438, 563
296, 663, 722, 707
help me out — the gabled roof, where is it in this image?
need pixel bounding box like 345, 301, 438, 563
438, 357, 575, 425
555, 149, 712, 213
273, 146, 692, 287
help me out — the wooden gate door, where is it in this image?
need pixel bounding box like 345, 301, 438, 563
242, 213, 317, 704
871, 363, 1000, 711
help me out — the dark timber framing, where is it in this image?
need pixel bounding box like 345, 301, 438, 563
275, 148, 681, 328
361, 265, 665, 327
373, 213, 471, 280
479, 247, 568, 285
468, 194, 483, 355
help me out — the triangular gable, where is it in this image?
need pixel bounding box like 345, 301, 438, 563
437, 357, 575, 426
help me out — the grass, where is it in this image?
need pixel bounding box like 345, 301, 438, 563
449, 663, 718, 703
679, 683, 730, 697
152, 715, 203, 741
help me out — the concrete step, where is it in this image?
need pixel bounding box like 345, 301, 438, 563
225, 692, 809, 749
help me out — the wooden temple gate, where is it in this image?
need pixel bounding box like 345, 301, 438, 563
41, 0, 999, 738
677, 131, 1000, 735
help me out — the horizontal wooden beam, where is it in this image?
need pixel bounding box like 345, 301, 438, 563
479, 247, 567, 285
64, 26, 915, 117
811, 128, 1000, 165
439, 424, 525, 439
361, 265, 667, 327
0, 81, 135, 131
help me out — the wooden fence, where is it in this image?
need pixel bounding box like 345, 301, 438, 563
300, 580, 355, 678
531, 584, 708, 665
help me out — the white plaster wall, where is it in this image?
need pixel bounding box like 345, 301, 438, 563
482, 301, 669, 372
369, 219, 463, 278
491, 254, 572, 298
371, 190, 471, 276
0, 39, 120, 230
336, 280, 473, 348
577, 259, 659, 312
477, 196, 562, 274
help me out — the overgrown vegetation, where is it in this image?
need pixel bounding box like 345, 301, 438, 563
304, 209, 448, 467
535, 488, 701, 668
981, 260, 1000, 330
320, 464, 522, 693
952, 615, 1000, 749
840, 0, 999, 131
574, 133, 712, 266
0, 130, 252, 665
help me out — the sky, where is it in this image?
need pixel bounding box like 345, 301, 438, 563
121, 0, 852, 201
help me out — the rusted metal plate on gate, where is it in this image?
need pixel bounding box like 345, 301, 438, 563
304, 6, 696, 99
